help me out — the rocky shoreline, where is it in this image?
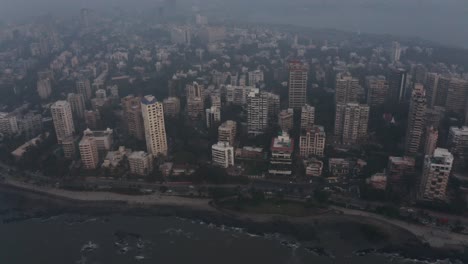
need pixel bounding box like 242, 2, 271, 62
0, 183, 467, 263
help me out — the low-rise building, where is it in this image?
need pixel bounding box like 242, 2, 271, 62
212, 141, 235, 168
328, 158, 351, 178
236, 146, 265, 159
304, 158, 323, 177
102, 146, 131, 169
128, 151, 153, 176
367, 172, 387, 190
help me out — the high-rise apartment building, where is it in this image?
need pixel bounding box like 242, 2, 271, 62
211, 142, 235, 168
218, 120, 237, 146
51, 100, 75, 144
248, 70, 264, 86
445, 78, 468, 115
388, 66, 408, 103
366, 75, 389, 108
288, 61, 308, 109
62, 137, 78, 159
300, 104, 315, 130
76, 78, 92, 101
79, 135, 99, 170
405, 84, 426, 156
186, 82, 205, 119
211, 95, 221, 109
334, 103, 369, 145
83, 128, 113, 156
84, 110, 100, 130
141, 95, 168, 156
265, 92, 280, 123
387, 156, 416, 191
206, 106, 221, 128
419, 148, 453, 201
0, 112, 19, 135
163, 97, 181, 117
447, 126, 468, 169
390, 41, 401, 63
225, 85, 257, 106
37, 78, 52, 100
424, 126, 438, 156
278, 109, 294, 132
121, 95, 145, 140
247, 89, 269, 135
425, 73, 443, 108
17, 112, 42, 139
335, 72, 360, 105
299, 125, 326, 158
67, 93, 86, 120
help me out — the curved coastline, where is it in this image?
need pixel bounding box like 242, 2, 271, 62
0, 179, 467, 262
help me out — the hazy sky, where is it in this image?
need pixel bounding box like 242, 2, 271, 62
1, 0, 467, 48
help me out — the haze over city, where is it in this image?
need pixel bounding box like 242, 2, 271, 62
1, 0, 468, 47
0, 0, 468, 263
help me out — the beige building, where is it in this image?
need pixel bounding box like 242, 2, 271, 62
288, 61, 308, 109
247, 89, 269, 135
405, 84, 426, 156
67, 93, 86, 120
336, 72, 360, 105
83, 128, 113, 154
51, 100, 75, 144
419, 148, 453, 201
128, 151, 153, 176
299, 125, 326, 158
121, 95, 145, 140
334, 103, 369, 145
278, 108, 294, 132
163, 97, 181, 117
141, 95, 168, 156
79, 135, 99, 170
218, 120, 237, 146
300, 104, 315, 130
212, 142, 235, 168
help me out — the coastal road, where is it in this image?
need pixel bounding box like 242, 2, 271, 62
331, 205, 468, 248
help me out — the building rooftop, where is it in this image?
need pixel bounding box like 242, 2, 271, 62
450, 126, 468, 135
271, 131, 294, 152
51, 100, 69, 108
141, 95, 158, 105
129, 151, 151, 159
430, 148, 454, 164
389, 156, 415, 165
